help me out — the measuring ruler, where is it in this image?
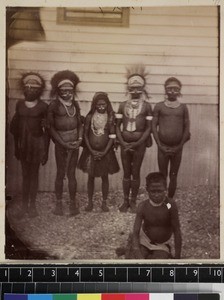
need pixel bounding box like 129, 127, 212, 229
0, 264, 224, 298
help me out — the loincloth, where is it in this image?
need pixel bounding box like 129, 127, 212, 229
58, 128, 78, 143
139, 227, 170, 254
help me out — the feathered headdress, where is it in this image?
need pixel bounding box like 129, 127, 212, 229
125, 65, 150, 99
50, 70, 80, 97
19, 71, 45, 92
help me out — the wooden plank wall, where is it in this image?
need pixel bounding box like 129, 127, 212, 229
6, 6, 219, 194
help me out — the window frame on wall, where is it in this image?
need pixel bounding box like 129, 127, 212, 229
57, 7, 130, 27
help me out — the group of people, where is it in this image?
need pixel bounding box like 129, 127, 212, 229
10, 67, 190, 259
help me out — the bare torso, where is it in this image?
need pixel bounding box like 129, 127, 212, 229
141, 200, 172, 243
156, 103, 186, 146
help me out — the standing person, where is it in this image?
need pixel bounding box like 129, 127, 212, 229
48, 70, 83, 216
10, 72, 49, 217
152, 77, 190, 199
116, 67, 153, 213
78, 92, 119, 212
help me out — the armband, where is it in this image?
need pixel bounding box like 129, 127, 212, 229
166, 203, 171, 210
146, 116, 153, 121
109, 134, 116, 139
115, 113, 123, 119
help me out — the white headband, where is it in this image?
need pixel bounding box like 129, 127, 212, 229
58, 79, 74, 88
128, 75, 145, 88
23, 74, 42, 87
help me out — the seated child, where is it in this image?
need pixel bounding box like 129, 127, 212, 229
117, 172, 182, 259
78, 92, 119, 212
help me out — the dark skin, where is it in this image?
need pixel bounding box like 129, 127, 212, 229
132, 181, 182, 259
116, 87, 151, 151
13, 86, 49, 165
48, 85, 83, 150
152, 81, 190, 155
116, 86, 151, 167
84, 99, 114, 209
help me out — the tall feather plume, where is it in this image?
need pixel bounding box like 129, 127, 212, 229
125, 64, 150, 99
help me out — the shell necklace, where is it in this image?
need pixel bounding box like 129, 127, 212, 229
91, 111, 108, 136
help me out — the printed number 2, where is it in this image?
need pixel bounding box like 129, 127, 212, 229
27, 270, 32, 277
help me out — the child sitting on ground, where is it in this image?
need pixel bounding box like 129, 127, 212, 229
116, 172, 182, 259
78, 92, 119, 212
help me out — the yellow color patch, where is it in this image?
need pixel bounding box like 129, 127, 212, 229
77, 294, 101, 300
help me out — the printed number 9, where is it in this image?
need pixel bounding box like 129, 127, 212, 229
193, 270, 198, 276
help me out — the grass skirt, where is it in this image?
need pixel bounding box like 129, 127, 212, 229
78, 147, 119, 177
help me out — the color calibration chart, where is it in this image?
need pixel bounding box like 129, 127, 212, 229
3, 294, 221, 300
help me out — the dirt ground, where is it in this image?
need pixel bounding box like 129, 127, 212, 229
7, 185, 219, 260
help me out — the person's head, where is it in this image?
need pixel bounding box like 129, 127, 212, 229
50, 70, 80, 102
20, 72, 45, 102
164, 77, 182, 101
146, 172, 167, 204
127, 74, 145, 101
90, 92, 113, 115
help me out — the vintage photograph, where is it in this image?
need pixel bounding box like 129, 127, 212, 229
5, 5, 219, 260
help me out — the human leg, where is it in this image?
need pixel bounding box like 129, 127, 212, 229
157, 148, 169, 180
54, 143, 66, 215
101, 174, 109, 212
130, 144, 146, 213
67, 149, 79, 216
21, 160, 31, 213
29, 163, 40, 217
119, 148, 132, 212
86, 175, 95, 211
168, 150, 183, 198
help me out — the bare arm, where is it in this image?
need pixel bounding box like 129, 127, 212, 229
84, 115, 95, 154
47, 103, 67, 147
179, 104, 190, 147
10, 103, 20, 160
152, 104, 161, 146
42, 107, 50, 165
170, 200, 182, 259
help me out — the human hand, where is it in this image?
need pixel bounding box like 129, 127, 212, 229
64, 141, 78, 150
41, 153, 48, 165
93, 151, 103, 160
41, 119, 49, 129
124, 142, 135, 152
14, 148, 20, 160
71, 140, 82, 149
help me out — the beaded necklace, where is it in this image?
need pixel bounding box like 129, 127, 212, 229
59, 97, 76, 117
